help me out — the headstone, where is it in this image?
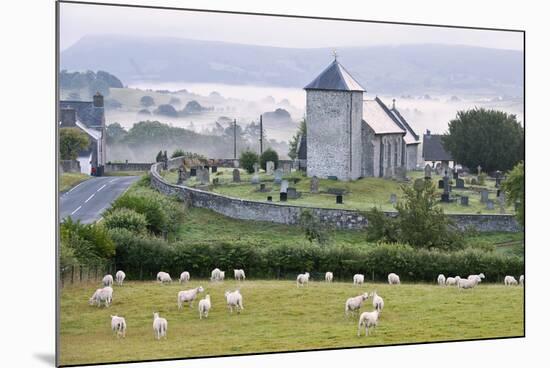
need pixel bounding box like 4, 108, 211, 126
274, 169, 283, 184
435, 163, 442, 175
199, 167, 210, 185
267, 196, 273, 202
253, 163, 259, 174
480, 190, 489, 203
280, 192, 287, 202
266, 161, 275, 175
251, 174, 260, 184
453, 170, 459, 180
233, 160, 239, 168
470, 177, 478, 185
390, 193, 397, 205
287, 187, 300, 199
395, 167, 407, 181
213, 178, 219, 185
211, 166, 218, 173
190, 167, 197, 177
438, 179, 444, 189
455, 178, 465, 189
413, 178, 425, 191
232, 169, 241, 183
282, 162, 291, 174
336, 194, 343, 204
259, 183, 266, 191
424, 164, 432, 179
177, 166, 188, 185
310, 176, 320, 193
280, 180, 289, 193
486, 199, 495, 210
441, 193, 450, 202
477, 165, 482, 176
460, 196, 469, 206
441, 175, 451, 202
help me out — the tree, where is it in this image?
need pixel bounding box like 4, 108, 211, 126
288, 118, 306, 160
140, 95, 155, 107
299, 209, 329, 244
59, 128, 89, 160
442, 108, 524, 172
240, 150, 259, 174
106, 123, 127, 144
260, 148, 279, 171
154, 104, 178, 117
502, 161, 524, 226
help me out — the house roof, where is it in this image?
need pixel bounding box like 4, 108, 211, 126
304, 59, 365, 92
297, 134, 307, 160
422, 133, 454, 161
389, 107, 420, 145
76, 120, 102, 141
60, 100, 104, 129
362, 97, 406, 135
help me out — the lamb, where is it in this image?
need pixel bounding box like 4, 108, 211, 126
211, 268, 222, 281
156, 272, 172, 284
115, 270, 126, 286
177, 286, 205, 309
357, 310, 380, 337
152, 312, 167, 340
110, 315, 126, 338
353, 274, 364, 286
234, 269, 246, 281
179, 271, 190, 283
519, 275, 524, 286
446, 276, 461, 286
225, 289, 244, 313
102, 274, 114, 287
198, 294, 211, 319
437, 274, 446, 286
388, 273, 400, 285
345, 293, 369, 316
296, 272, 310, 287
370, 291, 384, 312
325, 272, 334, 283
89, 286, 113, 307
457, 278, 478, 289
504, 275, 518, 286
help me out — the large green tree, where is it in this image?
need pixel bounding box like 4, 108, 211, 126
59, 127, 89, 160
502, 161, 524, 226
288, 118, 306, 160
442, 108, 524, 172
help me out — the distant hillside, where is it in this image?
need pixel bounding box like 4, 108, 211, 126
61, 35, 523, 96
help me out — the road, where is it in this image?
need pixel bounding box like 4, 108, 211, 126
59, 176, 140, 224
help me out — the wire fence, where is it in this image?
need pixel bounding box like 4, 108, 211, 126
60, 262, 115, 288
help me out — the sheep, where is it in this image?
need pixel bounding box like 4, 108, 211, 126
353, 274, 364, 286
234, 269, 246, 281
219, 271, 225, 281
198, 294, 211, 319
519, 275, 524, 286
345, 293, 369, 316
468, 273, 485, 284
152, 312, 167, 340
357, 310, 380, 337
457, 278, 478, 289
177, 286, 205, 309
370, 291, 384, 312
504, 275, 518, 286
388, 273, 400, 285
225, 289, 244, 313
325, 272, 334, 283
437, 274, 446, 286
296, 272, 310, 287
179, 271, 190, 283
446, 276, 461, 286
156, 272, 172, 284
102, 274, 114, 287
89, 286, 113, 307
110, 315, 126, 338
211, 268, 222, 282
115, 270, 126, 286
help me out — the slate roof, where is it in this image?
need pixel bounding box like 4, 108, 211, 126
304, 59, 365, 92
59, 100, 104, 129
422, 133, 454, 161
297, 134, 307, 160
389, 107, 420, 145
362, 98, 406, 135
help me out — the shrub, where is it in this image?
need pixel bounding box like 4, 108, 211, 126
502, 161, 524, 226
240, 150, 259, 174
364, 208, 399, 243
299, 209, 329, 244
259, 148, 279, 171
59, 128, 89, 160
60, 218, 115, 265
103, 208, 148, 234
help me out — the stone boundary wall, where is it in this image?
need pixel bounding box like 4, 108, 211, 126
59, 160, 81, 173
150, 161, 521, 232
105, 163, 154, 172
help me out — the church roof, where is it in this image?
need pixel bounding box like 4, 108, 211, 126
362, 98, 406, 135
422, 132, 454, 161
304, 59, 365, 92
389, 106, 420, 145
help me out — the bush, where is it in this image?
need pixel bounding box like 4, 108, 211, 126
240, 150, 259, 174
502, 161, 524, 226
259, 148, 279, 171
59, 128, 89, 160
364, 207, 399, 243
103, 208, 148, 234
60, 218, 115, 265
299, 209, 329, 244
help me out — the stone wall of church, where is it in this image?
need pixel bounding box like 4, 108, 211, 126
361, 123, 378, 177
381, 134, 405, 178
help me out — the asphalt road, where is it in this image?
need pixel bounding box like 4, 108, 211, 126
59, 176, 140, 224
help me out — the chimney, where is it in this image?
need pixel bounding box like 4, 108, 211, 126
93, 92, 104, 108
392, 98, 396, 109
426, 129, 431, 136
60, 108, 76, 127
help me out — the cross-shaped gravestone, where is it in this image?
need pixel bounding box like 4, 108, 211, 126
477, 165, 482, 175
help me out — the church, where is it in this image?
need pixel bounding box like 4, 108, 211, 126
299, 57, 420, 181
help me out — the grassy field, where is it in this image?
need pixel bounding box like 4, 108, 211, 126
162, 168, 512, 215
59, 279, 524, 366
60, 173, 90, 192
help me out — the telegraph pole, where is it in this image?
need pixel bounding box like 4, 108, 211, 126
233, 118, 237, 159
259, 114, 263, 155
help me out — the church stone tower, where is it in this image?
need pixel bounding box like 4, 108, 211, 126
304, 58, 365, 181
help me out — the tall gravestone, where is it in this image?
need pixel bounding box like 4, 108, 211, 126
390, 193, 397, 205
455, 178, 465, 189
460, 196, 469, 206
177, 166, 188, 185
266, 161, 275, 175
280, 180, 289, 193
480, 189, 489, 203
310, 176, 319, 194
251, 163, 260, 184
441, 175, 451, 202
199, 167, 210, 185
424, 164, 432, 180
282, 162, 291, 174
232, 168, 241, 183
274, 169, 283, 184
486, 199, 495, 210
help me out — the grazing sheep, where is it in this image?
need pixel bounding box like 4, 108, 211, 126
357, 310, 380, 337
388, 273, 400, 285
370, 291, 384, 312
198, 294, 211, 319
457, 278, 478, 289
446, 276, 461, 286
152, 312, 167, 340
345, 293, 369, 316
110, 315, 126, 338
102, 274, 114, 287
211, 268, 223, 282
353, 274, 364, 286
225, 290, 244, 313
177, 286, 205, 309
437, 274, 446, 286
89, 286, 113, 307
519, 275, 524, 286
115, 271, 126, 286
325, 272, 334, 283
234, 269, 246, 281
296, 272, 310, 287
156, 272, 172, 284
504, 275, 518, 286
468, 273, 485, 284
179, 271, 190, 283
219, 271, 225, 281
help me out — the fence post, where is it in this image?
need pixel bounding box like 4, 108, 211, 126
79, 265, 83, 283
71, 265, 74, 284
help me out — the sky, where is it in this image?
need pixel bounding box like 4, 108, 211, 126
59, 2, 524, 51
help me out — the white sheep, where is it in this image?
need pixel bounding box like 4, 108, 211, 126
296, 272, 310, 287
219, 271, 225, 281
345, 293, 369, 316
437, 274, 446, 286
211, 268, 222, 281
179, 271, 190, 283
115, 270, 126, 286
156, 272, 172, 284
89, 286, 113, 307
177, 286, 205, 309
110, 315, 126, 338
102, 274, 114, 287
198, 294, 211, 319
446, 276, 461, 286
325, 272, 334, 283
388, 273, 400, 285
504, 275, 518, 286
152, 312, 167, 340
519, 275, 524, 286
353, 274, 364, 286
468, 273, 485, 284
234, 269, 246, 281
370, 291, 384, 312
225, 289, 244, 313
357, 310, 380, 336
457, 278, 478, 289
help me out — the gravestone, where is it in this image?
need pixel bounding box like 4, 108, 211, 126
190, 167, 197, 177
424, 164, 432, 179
414, 178, 425, 191
460, 196, 469, 206
440, 176, 451, 202
267, 196, 273, 202
480, 190, 489, 203
211, 166, 218, 173
280, 192, 287, 202
390, 193, 397, 205
486, 199, 495, 210
310, 176, 320, 193
177, 166, 188, 185
336, 194, 343, 204
453, 170, 459, 180
470, 177, 478, 185
232, 169, 241, 183
455, 178, 465, 189
282, 162, 291, 174
233, 160, 239, 168
477, 165, 482, 175
395, 167, 407, 181
287, 187, 300, 199
280, 180, 289, 193
274, 169, 283, 184
435, 163, 442, 175
199, 167, 210, 185
441, 193, 450, 202
438, 179, 444, 189
266, 161, 275, 175
251, 163, 260, 184
259, 183, 266, 191
212, 178, 219, 185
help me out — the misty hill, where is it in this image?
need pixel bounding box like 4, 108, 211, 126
61, 35, 523, 96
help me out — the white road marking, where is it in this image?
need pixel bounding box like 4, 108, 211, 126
97, 184, 107, 192
70, 206, 82, 215
85, 193, 95, 203
67, 181, 85, 194
109, 179, 118, 183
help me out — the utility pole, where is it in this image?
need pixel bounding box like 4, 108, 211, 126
259, 114, 263, 155
233, 118, 237, 159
